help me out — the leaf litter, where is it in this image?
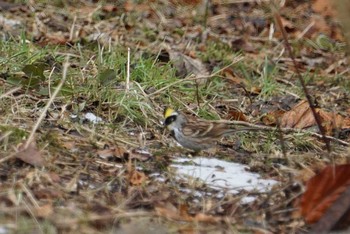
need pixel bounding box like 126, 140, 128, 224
0, 0, 349, 233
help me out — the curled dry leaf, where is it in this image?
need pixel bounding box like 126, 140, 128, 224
300, 164, 350, 224
312, 0, 335, 17
155, 202, 221, 223
35, 203, 53, 218
168, 50, 209, 84
15, 140, 44, 167
34, 188, 63, 200
261, 110, 285, 126
249, 86, 261, 95
97, 146, 128, 160
225, 110, 248, 122
221, 67, 246, 86
280, 100, 350, 134
155, 202, 192, 222
194, 213, 221, 223
310, 186, 350, 232
129, 170, 147, 186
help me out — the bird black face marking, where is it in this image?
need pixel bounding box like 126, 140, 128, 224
164, 115, 177, 126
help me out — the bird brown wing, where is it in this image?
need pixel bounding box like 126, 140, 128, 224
182, 121, 233, 138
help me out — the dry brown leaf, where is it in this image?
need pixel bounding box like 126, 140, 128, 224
312, 0, 335, 17
97, 149, 114, 159
296, 161, 327, 183
225, 110, 248, 122
48, 172, 61, 183
280, 100, 350, 134
317, 110, 350, 134
261, 110, 286, 126
155, 203, 220, 223
155, 202, 193, 222
222, 68, 246, 86
300, 164, 350, 224
123, 1, 150, 13
231, 37, 255, 53
15, 141, 44, 167
97, 146, 128, 159
102, 4, 117, 12
280, 16, 296, 32
34, 188, 63, 200
129, 170, 147, 186
168, 51, 209, 82
61, 141, 76, 150
250, 86, 261, 95
281, 100, 311, 128
39, 33, 69, 46
194, 213, 220, 223
35, 203, 53, 218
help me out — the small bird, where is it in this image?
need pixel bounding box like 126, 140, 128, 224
163, 107, 252, 152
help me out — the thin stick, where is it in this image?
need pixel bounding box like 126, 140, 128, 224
126, 47, 130, 92
217, 119, 349, 146
25, 56, 69, 148
0, 152, 17, 164
274, 12, 331, 153
0, 87, 21, 99
69, 15, 77, 41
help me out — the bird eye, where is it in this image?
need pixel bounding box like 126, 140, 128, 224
164, 116, 176, 126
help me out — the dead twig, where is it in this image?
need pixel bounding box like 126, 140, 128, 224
217, 119, 349, 146
25, 56, 69, 148
273, 12, 331, 153
0, 87, 21, 99
126, 47, 130, 92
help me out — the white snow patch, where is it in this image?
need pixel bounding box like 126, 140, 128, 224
84, 112, 103, 123
171, 157, 277, 201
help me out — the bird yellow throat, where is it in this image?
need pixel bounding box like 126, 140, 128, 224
164, 107, 176, 118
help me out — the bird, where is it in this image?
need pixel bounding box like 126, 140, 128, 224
163, 107, 253, 152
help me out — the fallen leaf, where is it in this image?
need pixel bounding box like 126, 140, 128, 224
129, 170, 147, 186
250, 86, 261, 95
300, 164, 350, 224
231, 37, 255, 53
34, 188, 63, 200
155, 202, 193, 222
48, 172, 61, 183
280, 100, 350, 134
194, 213, 221, 223
155, 202, 221, 223
97, 146, 129, 160
35, 203, 53, 218
102, 4, 117, 12
280, 16, 296, 33
312, 0, 335, 17
225, 110, 248, 121
15, 141, 45, 167
221, 67, 246, 86
168, 50, 209, 83
261, 110, 285, 126
309, 186, 350, 232
281, 100, 312, 129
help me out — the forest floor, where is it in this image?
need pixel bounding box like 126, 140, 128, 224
0, 0, 349, 233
